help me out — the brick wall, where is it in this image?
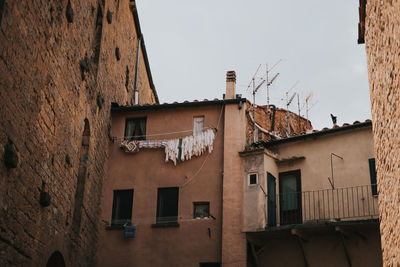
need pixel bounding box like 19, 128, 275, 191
364, 1, 400, 265
0, 0, 157, 266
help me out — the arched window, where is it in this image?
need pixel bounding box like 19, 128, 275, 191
46, 251, 65, 267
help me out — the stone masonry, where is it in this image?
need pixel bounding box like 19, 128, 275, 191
364, 1, 400, 266
0, 0, 157, 266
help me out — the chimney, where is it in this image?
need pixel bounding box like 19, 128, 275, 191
225, 71, 236, 99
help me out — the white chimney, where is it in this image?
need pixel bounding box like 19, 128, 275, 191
225, 71, 236, 99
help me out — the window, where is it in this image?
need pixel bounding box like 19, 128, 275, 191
193, 116, 204, 136
193, 202, 210, 218
156, 187, 179, 223
248, 173, 258, 185
369, 158, 378, 195
124, 118, 146, 140
0, 0, 4, 24
111, 189, 134, 225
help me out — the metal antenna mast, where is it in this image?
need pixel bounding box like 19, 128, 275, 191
283, 81, 299, 136
265, 60, 281, 107
247, 64, 264, 143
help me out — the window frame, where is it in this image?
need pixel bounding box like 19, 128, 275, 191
248, 173, 258, 186
193, 202, 210, 219
155, 187, 179, 224
111, 189, 134, 226
193, 116, 205, 136
124, 117, 147, 141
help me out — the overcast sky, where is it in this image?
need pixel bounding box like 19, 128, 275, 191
137, 0, 371, 130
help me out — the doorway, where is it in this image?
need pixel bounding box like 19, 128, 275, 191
279, 170, 302, 225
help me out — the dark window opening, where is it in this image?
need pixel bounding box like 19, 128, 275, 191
125, 66, 130, 91
193, 202, 210, 218
249, 174, 257, 185
125, 118, 146, 140
111, 189, 134, 225
369, 158, 378, 195
0, 0, 5, 23
46, 251, 66, 267
156, 187, 179, 223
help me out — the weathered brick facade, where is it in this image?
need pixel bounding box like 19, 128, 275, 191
0, 0, 157, 266
364, 1, 400, 265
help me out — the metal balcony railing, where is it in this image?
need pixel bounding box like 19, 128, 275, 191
269, 184, 379, 226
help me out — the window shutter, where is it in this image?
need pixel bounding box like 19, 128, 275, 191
368, 158, 377, 195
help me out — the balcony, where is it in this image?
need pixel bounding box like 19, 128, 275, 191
267, 184, 379, 228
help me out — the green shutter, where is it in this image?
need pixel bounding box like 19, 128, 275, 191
368, 158, 377, 195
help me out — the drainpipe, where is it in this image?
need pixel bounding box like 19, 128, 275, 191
134, 37, 141, 105
269, 104, 276, 133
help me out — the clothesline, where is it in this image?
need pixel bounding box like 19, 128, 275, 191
112, 126, 216, 142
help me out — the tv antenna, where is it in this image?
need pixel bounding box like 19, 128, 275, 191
283, 81, 300, 136
265, 60, 281, 106
246, 64, 265, 143
246, 63, 281, 142
302, 92, 318, 121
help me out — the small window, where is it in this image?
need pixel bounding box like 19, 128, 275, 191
124, 118, 146, 141
111, 189, 134, 225
193, 116, 204, 136
193, 202, 210, 218
249, 173, 258, 185
0, 0, 5, 24
156, 187, 179, 223
369, 158, 378, 195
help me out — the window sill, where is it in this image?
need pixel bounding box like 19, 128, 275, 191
105, 225, 125, 230
151, 222, 180, 228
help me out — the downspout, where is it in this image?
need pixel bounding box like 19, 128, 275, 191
134, 36, 141, 105
269, 105, 276, 133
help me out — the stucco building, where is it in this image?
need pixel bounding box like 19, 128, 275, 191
358, 1, 400, 265
243, 120, 381, 267
99, 70, 381, 266
0, 1, 157, 266
99, 72, 248, 266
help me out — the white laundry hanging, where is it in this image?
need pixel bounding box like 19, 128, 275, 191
165, 128, 215, 165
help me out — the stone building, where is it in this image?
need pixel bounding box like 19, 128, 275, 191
358, 1, 400, 265
0, 0, 157, 266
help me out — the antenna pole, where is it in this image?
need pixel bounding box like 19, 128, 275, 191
286, 92, 290, 136
253, 78, 257, 143
297, 93, 301, 131
266, 64, 269, 107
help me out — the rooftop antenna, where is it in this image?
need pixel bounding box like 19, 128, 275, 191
247, 64, 265, 143
303, 92, 318, 121
266, 60, 281, 107
283, 81, 299, 136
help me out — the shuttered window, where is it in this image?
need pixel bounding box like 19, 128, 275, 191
369, 158, 377, 195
